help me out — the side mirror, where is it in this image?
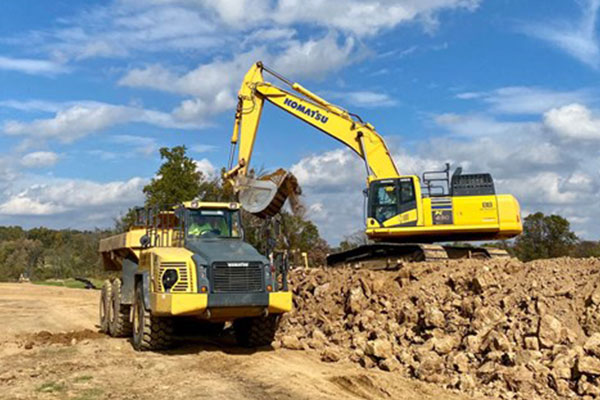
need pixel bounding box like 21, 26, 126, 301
140, 234, 150, 248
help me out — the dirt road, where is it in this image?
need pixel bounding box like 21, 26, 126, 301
0, 283, 477, 400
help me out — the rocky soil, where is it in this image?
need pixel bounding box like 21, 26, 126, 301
277, 257, 600, 399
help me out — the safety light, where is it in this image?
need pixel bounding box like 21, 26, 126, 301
200, 286, 208, 293
267, 284, 273, 292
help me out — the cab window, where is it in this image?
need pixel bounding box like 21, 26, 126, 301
187, 209, 242, 238
369, 178, 417, 223
370, 182, 398, 223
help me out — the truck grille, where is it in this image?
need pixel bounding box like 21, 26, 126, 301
211, 262, 264, 292
158, 262, 190, 292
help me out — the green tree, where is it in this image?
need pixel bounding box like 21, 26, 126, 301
513, 212, 578, 261
143, 146, 204, 209
571, 241, 600, 258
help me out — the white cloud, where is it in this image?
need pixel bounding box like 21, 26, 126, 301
110, 135, 158, 156
434, 113, 541, 137
38, 4, 223, 60
0, 177, 146, 218
456, 86, 593, 114
0, 56, 68, 75
14, 0, 480, 66
202, 0, 481, 36
329, 90, 397, 108
172, 91, 237, 123
21, 151, 60, 168
544, 103, 600, 140
191, 144, 217, 153
0, 196, 67, 216
0, 100, 63, 113
2, 101, 204, 143
119, 34, 358, 124
271, 34, 357, 79
195, 158, 217, 179
521, 0, 600, 68
120, 34, 356, 93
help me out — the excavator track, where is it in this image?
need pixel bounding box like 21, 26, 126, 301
326, 243, 449, 268
326, 243, 510, 268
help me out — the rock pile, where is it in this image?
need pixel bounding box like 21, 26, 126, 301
277, 257, 600, 399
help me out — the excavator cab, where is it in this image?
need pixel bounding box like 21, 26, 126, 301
368, 177, 420, 227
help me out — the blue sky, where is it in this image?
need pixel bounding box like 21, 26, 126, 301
1, 0, 600, 244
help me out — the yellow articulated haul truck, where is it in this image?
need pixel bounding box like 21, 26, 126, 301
98, 201, 292, 351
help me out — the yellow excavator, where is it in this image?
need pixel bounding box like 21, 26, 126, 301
224, 61, 523, 264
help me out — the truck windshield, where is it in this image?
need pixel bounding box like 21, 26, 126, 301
187, 209, 242, 239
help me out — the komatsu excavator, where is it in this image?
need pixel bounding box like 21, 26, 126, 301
224, 61, 523, 264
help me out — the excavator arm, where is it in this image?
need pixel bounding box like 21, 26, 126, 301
224, 62, 400, 184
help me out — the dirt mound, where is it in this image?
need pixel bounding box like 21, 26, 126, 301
277, 257, 600, 399
21, 329, 104, 348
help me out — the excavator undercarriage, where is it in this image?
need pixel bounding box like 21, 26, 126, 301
326, 243, 509, 268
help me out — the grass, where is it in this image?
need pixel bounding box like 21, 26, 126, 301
32, 278, 104, 290
73, 375, 94, 383
36, 381, 66, 393
73, 388, 104, 400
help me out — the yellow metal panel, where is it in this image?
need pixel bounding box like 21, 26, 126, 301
151, 293, 208, 316
268, 291, 293, 313
382, 209, 417, 227
181, 201, 240, 210
99, 228, 146, 253
422, 197, 433, 226
497, 194, 523, 238
149, 247, 196, 294
453, 195, 498, 227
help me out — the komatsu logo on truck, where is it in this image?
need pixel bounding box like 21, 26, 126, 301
283, 98, 329, 124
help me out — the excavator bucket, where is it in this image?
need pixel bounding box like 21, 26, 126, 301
236, 169, 302, 219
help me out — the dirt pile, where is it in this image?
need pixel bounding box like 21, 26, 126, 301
277, 257, 600, 399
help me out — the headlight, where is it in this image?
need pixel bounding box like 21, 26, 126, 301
162, 269, 178, 291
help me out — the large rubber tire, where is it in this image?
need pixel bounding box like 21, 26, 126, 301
131, 284, 175, 351
99, 280, 113, 334
234, 315, 280, 347
109, 279, 132, 338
